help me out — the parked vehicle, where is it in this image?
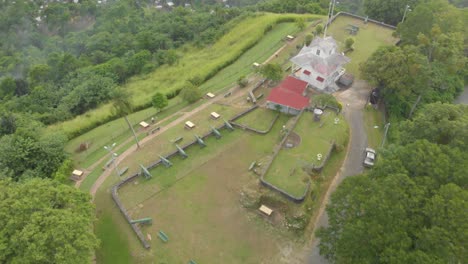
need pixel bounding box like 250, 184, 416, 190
363, 148, 377, 167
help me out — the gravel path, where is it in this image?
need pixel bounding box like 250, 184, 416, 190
306, 80, 371, 263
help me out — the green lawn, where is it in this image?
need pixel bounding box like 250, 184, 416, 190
363, 105, 385, 149
95, 212, 132, 264
327, 16, 397, 77
234, 108, 279, 131
49, 13, 319, 139
264, 111, 348, 197
65, 98, 188, 168
102, 113, 294, 263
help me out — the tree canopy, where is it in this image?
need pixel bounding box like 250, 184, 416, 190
0, 178, 98, 263
317, 102, 468, 263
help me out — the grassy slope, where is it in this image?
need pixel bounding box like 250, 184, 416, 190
49, 13, 320, 138
65, 15, 322, 170
327, 15, 397, 77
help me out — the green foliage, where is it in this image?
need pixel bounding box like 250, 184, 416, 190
313, 94, 340, 109
364, 0, 422, 25
152, 92, 168, 112
53, 158, 74, 183
314, 24, 324, 36
398, 103, 468, 149
318, 172, 467, 263
237, 75, 249, 88
180, 83, 201, 103
305, 33, 314, 46
257, 0, 327, 14
0, 178, 98, 263
258, 63, 283, 82
0, 114, 68, 181
295, 18, 306, 30
344, 37, 355, 50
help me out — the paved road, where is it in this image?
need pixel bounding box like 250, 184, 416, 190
307, 80, 370, 263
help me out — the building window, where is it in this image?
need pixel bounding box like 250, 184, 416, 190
316, 76, 324, 82
316, 49, 321, 56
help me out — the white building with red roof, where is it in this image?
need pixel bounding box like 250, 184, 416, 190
291, 36, 350, 91
266, 76, 309, 115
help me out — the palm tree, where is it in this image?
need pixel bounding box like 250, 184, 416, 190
111, 89, 140, 149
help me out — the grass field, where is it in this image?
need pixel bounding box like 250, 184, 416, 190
327, 15, 397, 77
49, 13, 320, 139
234, 108, 278, 131
96, 112, 305, 263
264, 111, 348, 197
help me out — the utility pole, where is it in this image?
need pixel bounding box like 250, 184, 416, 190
323, 0, 337, 38
381, 123, 391, 148
401, 5, 411, 23
104, 143, 120, 177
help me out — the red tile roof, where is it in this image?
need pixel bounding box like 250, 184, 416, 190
267, 76, 309, 110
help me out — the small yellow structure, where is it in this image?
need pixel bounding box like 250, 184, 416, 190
206, 92, 215, 98
139, 121, 150, 128
185, 121, 195, 129
210, 112, 220, 119
259, 205, 273, 216
71, 169, 84, 181
286, 35, 295, 41
252, 62, 260, 67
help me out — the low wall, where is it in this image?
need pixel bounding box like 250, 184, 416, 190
231, 113, 279, 134
111, 123, 229, 249
229, 105, 259, 122
259, 110, 310, 203
328, 11, 397, 30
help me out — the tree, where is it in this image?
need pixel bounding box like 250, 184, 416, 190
180, 83, 201, 103
237, 75, 248, 88
314, 24, 324, 36
398, 103, 468, 149
305, 33, 314, 46
0, 178, 98, 263
258, 63, 283, 82
312, 94, 341, 110
0, 116, 68, 181
152, 92, 168, 112
0, 77, 16, 99
344, 37, 355, 50
111, 89, 140, 149
364, 0, 421, 26
296, 18, 306, 30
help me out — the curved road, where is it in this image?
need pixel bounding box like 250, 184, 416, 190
307, 80, 370, 263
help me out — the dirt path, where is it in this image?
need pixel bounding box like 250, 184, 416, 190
306, 80, 371, 263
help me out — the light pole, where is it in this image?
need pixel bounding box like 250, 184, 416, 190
104, 143, 120, 177
401, 5, 411, 23
381, 123, 391, 148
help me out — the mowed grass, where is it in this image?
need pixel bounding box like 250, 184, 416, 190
116, 104, 244, 177
65, 98, 187, 168
109, 114, 298, 263
94, 212, 132, 264
327, 15, 397, 77
234, 108, 279, 131
363, 105, 385, 149
264, 111, 348, 197
49, 13, 319, 139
